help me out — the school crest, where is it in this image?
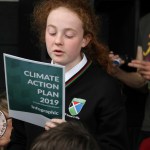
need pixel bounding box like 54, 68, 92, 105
69, 98, 86, 116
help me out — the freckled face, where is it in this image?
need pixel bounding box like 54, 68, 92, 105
45, 7, 86, 71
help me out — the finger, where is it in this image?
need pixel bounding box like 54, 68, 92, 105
142, 75, 150, 80
131, 60, 150, 67
121, 60, 125, 64
109, 51, 114, 54
135, 63, 150, 71
45, 126, 50, 131
50, 118, 66, 124
139, 70, 150, 76
45, 120, 58, 129
128, 62, 142, 69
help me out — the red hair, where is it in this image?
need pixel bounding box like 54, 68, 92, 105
32, 0, 112, 73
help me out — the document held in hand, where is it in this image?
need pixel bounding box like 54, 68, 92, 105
3, 53, 65, 127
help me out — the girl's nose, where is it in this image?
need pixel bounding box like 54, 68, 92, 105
54, 34, 63, 45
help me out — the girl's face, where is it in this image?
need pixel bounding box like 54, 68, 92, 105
0, 111, 12, 147
45, 7, 90, 72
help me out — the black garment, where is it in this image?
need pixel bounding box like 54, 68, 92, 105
139, 13, 150, 131
7, 61, 129, 150
136, 13, 150, 148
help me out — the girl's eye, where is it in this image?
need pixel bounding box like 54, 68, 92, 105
47, 27, 56, 36
65, 32, 75, 38
65, 34, 74, 38
65, 30, 75, 39
49, 32, 56, 36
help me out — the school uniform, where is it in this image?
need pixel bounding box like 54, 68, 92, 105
7, 55, 129, 150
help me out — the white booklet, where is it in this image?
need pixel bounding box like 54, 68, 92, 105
3, 53, 65, 127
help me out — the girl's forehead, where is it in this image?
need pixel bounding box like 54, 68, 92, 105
47, 7, 83, 27
49, 7, 78, 17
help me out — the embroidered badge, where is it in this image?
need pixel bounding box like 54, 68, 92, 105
69, 98, 86, 116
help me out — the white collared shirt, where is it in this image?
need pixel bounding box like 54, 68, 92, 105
51, 53, 87, 82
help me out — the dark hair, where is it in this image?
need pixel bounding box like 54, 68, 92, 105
31, 121, 100, 150
32, 0, 112, 73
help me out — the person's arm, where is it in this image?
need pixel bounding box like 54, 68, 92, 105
113, 67, 146, 88
110, 46, 147, 88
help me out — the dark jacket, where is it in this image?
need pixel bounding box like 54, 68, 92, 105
7, 61, 129, 150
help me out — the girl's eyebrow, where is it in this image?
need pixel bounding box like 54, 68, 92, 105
65, 28, 76, 32
47, 24, 76, 32
47, 24, 56, 28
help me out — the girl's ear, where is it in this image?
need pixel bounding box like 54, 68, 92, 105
82, 34, 92, 48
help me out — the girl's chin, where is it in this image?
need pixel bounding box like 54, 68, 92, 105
53, 61, 65, 66
52, 59, 65, 65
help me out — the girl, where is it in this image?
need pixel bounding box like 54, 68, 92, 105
8, 0, 129, 149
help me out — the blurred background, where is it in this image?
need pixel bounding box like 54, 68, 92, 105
0, 0, 149, 149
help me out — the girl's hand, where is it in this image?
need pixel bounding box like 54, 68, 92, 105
45, 118, 66, 130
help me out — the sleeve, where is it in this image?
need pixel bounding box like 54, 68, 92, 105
7, 118, 27, 150
96, 77, 130, 150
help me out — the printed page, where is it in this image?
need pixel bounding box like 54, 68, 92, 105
3, 53, 65, 127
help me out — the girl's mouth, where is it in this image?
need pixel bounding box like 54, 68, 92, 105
53, 50, 64, 56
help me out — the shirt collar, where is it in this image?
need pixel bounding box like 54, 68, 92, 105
51, 53, 87, 82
